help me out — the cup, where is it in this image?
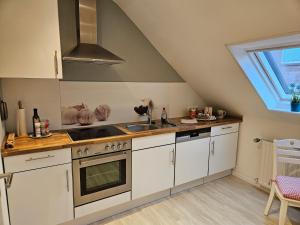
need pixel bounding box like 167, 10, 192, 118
189, 108, 197, 119
217, 109, 227, 119
208, 107, 213, 116
204, 106, 213, 116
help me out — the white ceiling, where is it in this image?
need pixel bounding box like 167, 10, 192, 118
113, 0, 300, 121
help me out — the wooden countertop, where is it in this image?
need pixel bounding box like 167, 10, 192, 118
2, 116, 242, 157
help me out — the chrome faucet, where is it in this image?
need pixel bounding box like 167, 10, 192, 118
147, 107, 152, 125
141, 98, 153, 125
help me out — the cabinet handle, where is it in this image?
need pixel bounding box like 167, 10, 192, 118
0, 173, 13, 188
66, 170, 69, 192
170, 149, 175, 165
54, 50, 58, 78
222, 126, 232, 130
211, 141, 215, 155
25, 155, 55, 162
172, 148, 175, 165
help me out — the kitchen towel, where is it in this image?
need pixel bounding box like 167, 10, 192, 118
16, 108, 27, 136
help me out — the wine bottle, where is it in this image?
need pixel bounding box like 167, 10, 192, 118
32, 108, 40, 137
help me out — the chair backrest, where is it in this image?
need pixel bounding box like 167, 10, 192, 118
273, 139, 300, 179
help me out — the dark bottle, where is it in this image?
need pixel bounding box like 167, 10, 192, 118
32, 108, 40, 137
161, 107, 168, 124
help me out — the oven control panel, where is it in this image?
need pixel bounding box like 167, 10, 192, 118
71, 140, 132, 159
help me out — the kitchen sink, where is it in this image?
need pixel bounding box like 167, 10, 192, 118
158, 123, 177, 128
125, 124, 158, 132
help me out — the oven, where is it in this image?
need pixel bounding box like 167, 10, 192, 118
72, 141, 132, 207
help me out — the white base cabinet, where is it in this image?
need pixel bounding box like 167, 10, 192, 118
7, 163, 73, 225
132, 144, 175, 200
0, 125, 240, 224
175, 137, 210, 186
209, 132, 238, 175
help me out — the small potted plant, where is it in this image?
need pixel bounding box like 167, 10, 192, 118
291, 94, 300, 112
289, 83, 300, 112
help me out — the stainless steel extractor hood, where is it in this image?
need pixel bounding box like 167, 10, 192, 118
63, 0, 124, 64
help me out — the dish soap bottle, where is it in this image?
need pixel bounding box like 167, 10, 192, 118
161, 107, 168, 124
32, 108, 40, 137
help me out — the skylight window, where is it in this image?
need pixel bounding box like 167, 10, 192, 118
282, 48, 300, 65
255, 47, 300, 95
229, 34, 300, 113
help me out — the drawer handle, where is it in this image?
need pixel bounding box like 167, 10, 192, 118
222, 126, 232, 130
25, 155, 55, 162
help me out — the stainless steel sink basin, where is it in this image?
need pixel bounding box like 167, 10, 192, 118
125, 124, 158, 132
158, 123, 177, 128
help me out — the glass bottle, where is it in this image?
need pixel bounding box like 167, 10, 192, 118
161, 107, 168, 124
32, 108, 40, 137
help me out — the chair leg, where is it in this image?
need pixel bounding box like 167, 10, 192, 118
279, 200, 288, 225
264, 184, 275, 216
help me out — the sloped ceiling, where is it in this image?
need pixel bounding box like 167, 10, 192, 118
113, 0, 300, 119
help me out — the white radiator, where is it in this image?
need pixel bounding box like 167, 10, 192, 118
258, 140, 273, 189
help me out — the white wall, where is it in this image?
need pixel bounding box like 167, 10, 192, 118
2, 79, 204, 132
236, 115, 300, 184
114, 0, 300, 184
2, 79, 61, 132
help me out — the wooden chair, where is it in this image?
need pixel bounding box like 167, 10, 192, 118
264, 139, 300, 225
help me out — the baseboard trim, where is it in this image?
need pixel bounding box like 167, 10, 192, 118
61, 190, 170, 225
232, 170, 272, 194
171, 178, 204, 195
204, 170, 232, 183
232, 170, 257, 186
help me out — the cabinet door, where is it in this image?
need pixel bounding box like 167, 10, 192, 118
0, 157, 10, 225
175, 137, 210, 186
7, 164, 73, 225
132, 145, 175, 199
209, 132, 238, 175
0, 0, 62, 78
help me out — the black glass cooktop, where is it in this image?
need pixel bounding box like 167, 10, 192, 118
67, 125, 126, 141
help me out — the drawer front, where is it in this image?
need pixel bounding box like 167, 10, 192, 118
211, 123, 239, 136
4, 148, 71, 173
74, 192, 131, 218
132, 133, 175, 151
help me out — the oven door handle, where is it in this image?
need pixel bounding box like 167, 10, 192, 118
78, 151, 130, 167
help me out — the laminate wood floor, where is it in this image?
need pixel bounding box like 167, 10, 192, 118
92, 176, 300, 225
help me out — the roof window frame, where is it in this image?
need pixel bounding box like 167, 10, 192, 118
229, 34, 300, 113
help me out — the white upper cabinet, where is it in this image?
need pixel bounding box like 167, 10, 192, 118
0, 0, 62, 78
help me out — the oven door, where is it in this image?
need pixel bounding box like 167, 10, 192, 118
73, 150, 131, 206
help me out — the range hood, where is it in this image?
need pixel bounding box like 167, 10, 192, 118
63, 0, 124, 65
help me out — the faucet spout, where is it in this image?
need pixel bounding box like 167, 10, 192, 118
147, 107, 152, 125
